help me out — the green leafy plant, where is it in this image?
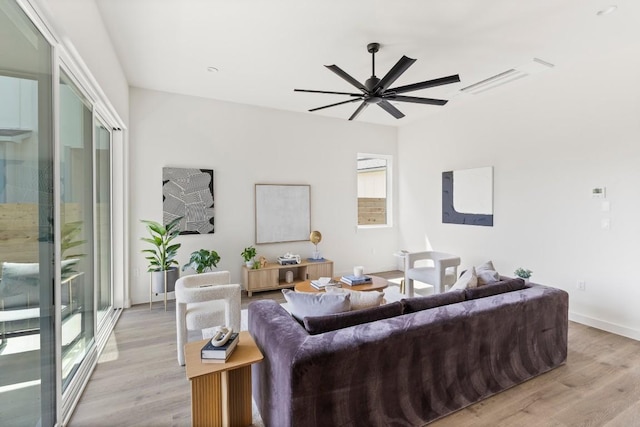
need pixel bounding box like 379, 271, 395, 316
241, 246, 257, 263
141, 217, 182, 272
183, 249, 221, 273
514, 267, 533, 279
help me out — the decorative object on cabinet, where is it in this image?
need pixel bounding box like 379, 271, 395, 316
255, 184, 310, 244
163, 167, 215, 235
243, 259, 333, 297
442, 166, 493, 227
309, 230, 323, 260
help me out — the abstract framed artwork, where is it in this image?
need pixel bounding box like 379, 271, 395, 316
442, 166, 494, 226
163, 167, 214, 234
255, 184, 310, 244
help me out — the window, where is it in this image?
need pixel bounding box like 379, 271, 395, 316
357, 154, 392, 226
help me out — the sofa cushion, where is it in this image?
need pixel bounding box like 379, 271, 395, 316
303, 301, 403, 335
401, 290, 466, 314
464, 278, 526, 300
476, 260, 500, 285
281, 289, 351, 321
325, 287, 384, 311
449, 267, 477, 291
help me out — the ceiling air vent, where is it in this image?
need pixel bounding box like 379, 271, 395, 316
460, 58, 554, 95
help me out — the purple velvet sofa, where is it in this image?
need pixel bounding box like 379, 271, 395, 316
248, 280, 568, 426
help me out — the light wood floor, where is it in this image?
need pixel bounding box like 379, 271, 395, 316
69, 275, 640, 426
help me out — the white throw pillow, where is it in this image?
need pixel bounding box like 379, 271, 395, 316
281, 289, 351, 321
325, 287, 384, 311
476, 260, 500, 285
449, 267, 478, 291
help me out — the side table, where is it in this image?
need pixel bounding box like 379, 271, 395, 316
185, 331, 263, 427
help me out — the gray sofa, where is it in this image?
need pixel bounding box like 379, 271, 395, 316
248, 279, 568, 427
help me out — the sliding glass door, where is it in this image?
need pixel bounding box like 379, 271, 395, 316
0, 0, 56, 425
1, 1, 119, 424
59, 70, 95, 392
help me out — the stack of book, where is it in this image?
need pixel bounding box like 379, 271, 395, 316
310, 277, 333, 290
340, 275, 373, 286
201, 332, 239, 363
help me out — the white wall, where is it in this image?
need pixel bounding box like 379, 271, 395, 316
129, 88, 399, 305
36, 0, 130, 125
398, 46, 640, 339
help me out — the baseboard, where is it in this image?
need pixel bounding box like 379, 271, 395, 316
569, 311, 640, 341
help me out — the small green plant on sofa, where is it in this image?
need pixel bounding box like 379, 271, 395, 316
514, 268, 533, 279
183, 249, 221, 274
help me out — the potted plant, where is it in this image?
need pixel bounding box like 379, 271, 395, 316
183, 249, 221, 274
514, 267, 533, 284
241, 246, 257, 268
141, 217, 182, 293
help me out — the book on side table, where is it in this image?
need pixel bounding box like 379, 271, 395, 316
340, 275, 372, 286
201, 332, 239, 363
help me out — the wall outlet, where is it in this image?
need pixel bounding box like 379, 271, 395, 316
576, 280, 586, 291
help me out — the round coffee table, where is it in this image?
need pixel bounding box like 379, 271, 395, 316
294, 276, 388, 293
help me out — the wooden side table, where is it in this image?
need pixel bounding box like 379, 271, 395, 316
185, 331, 263, 427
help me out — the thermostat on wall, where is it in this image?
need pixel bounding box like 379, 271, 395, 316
591, 187, 606, 199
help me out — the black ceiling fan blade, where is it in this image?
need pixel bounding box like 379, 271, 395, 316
325, 65, 367, 92
374, 55, 416, 92
387, 95, 448, 106
348, 102, 369, 121
377, 100, 405, 119
389, 74, 461, 95
308, 97, 362, 112
294, 89, 363, 97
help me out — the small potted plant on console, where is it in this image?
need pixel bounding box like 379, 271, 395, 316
241, 246, 257, 268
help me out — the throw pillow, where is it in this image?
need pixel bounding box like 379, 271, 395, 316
476, 260, 500, 285
325, 287, 384, 311
1, 262, 39, 297
401, 290, 466, 314
303, 302, 403, 335
281, 289, 351, 321
449, 267, 478, 291
464, 278, 526, 300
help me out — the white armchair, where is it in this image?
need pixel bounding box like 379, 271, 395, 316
404, 251, 461, 296
175, 271, 241, 366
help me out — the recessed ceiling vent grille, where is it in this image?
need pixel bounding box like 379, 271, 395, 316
460, 58, 554, 95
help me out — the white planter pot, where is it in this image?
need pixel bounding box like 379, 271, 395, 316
245, 260, 255, 268
151, 267, 179, 293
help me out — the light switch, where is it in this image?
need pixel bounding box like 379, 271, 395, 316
601, 218, 610, 230
601, 201, 610, 212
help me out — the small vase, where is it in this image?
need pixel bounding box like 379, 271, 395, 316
246, 260, 254, 268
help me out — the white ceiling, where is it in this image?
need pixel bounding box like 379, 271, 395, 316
94, 0, 637, 127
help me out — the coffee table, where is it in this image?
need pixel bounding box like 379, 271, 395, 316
294, 275, 388, 293
185, 331, 263, 427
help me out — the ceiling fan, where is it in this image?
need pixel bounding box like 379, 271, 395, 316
295, 42, 460, 121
